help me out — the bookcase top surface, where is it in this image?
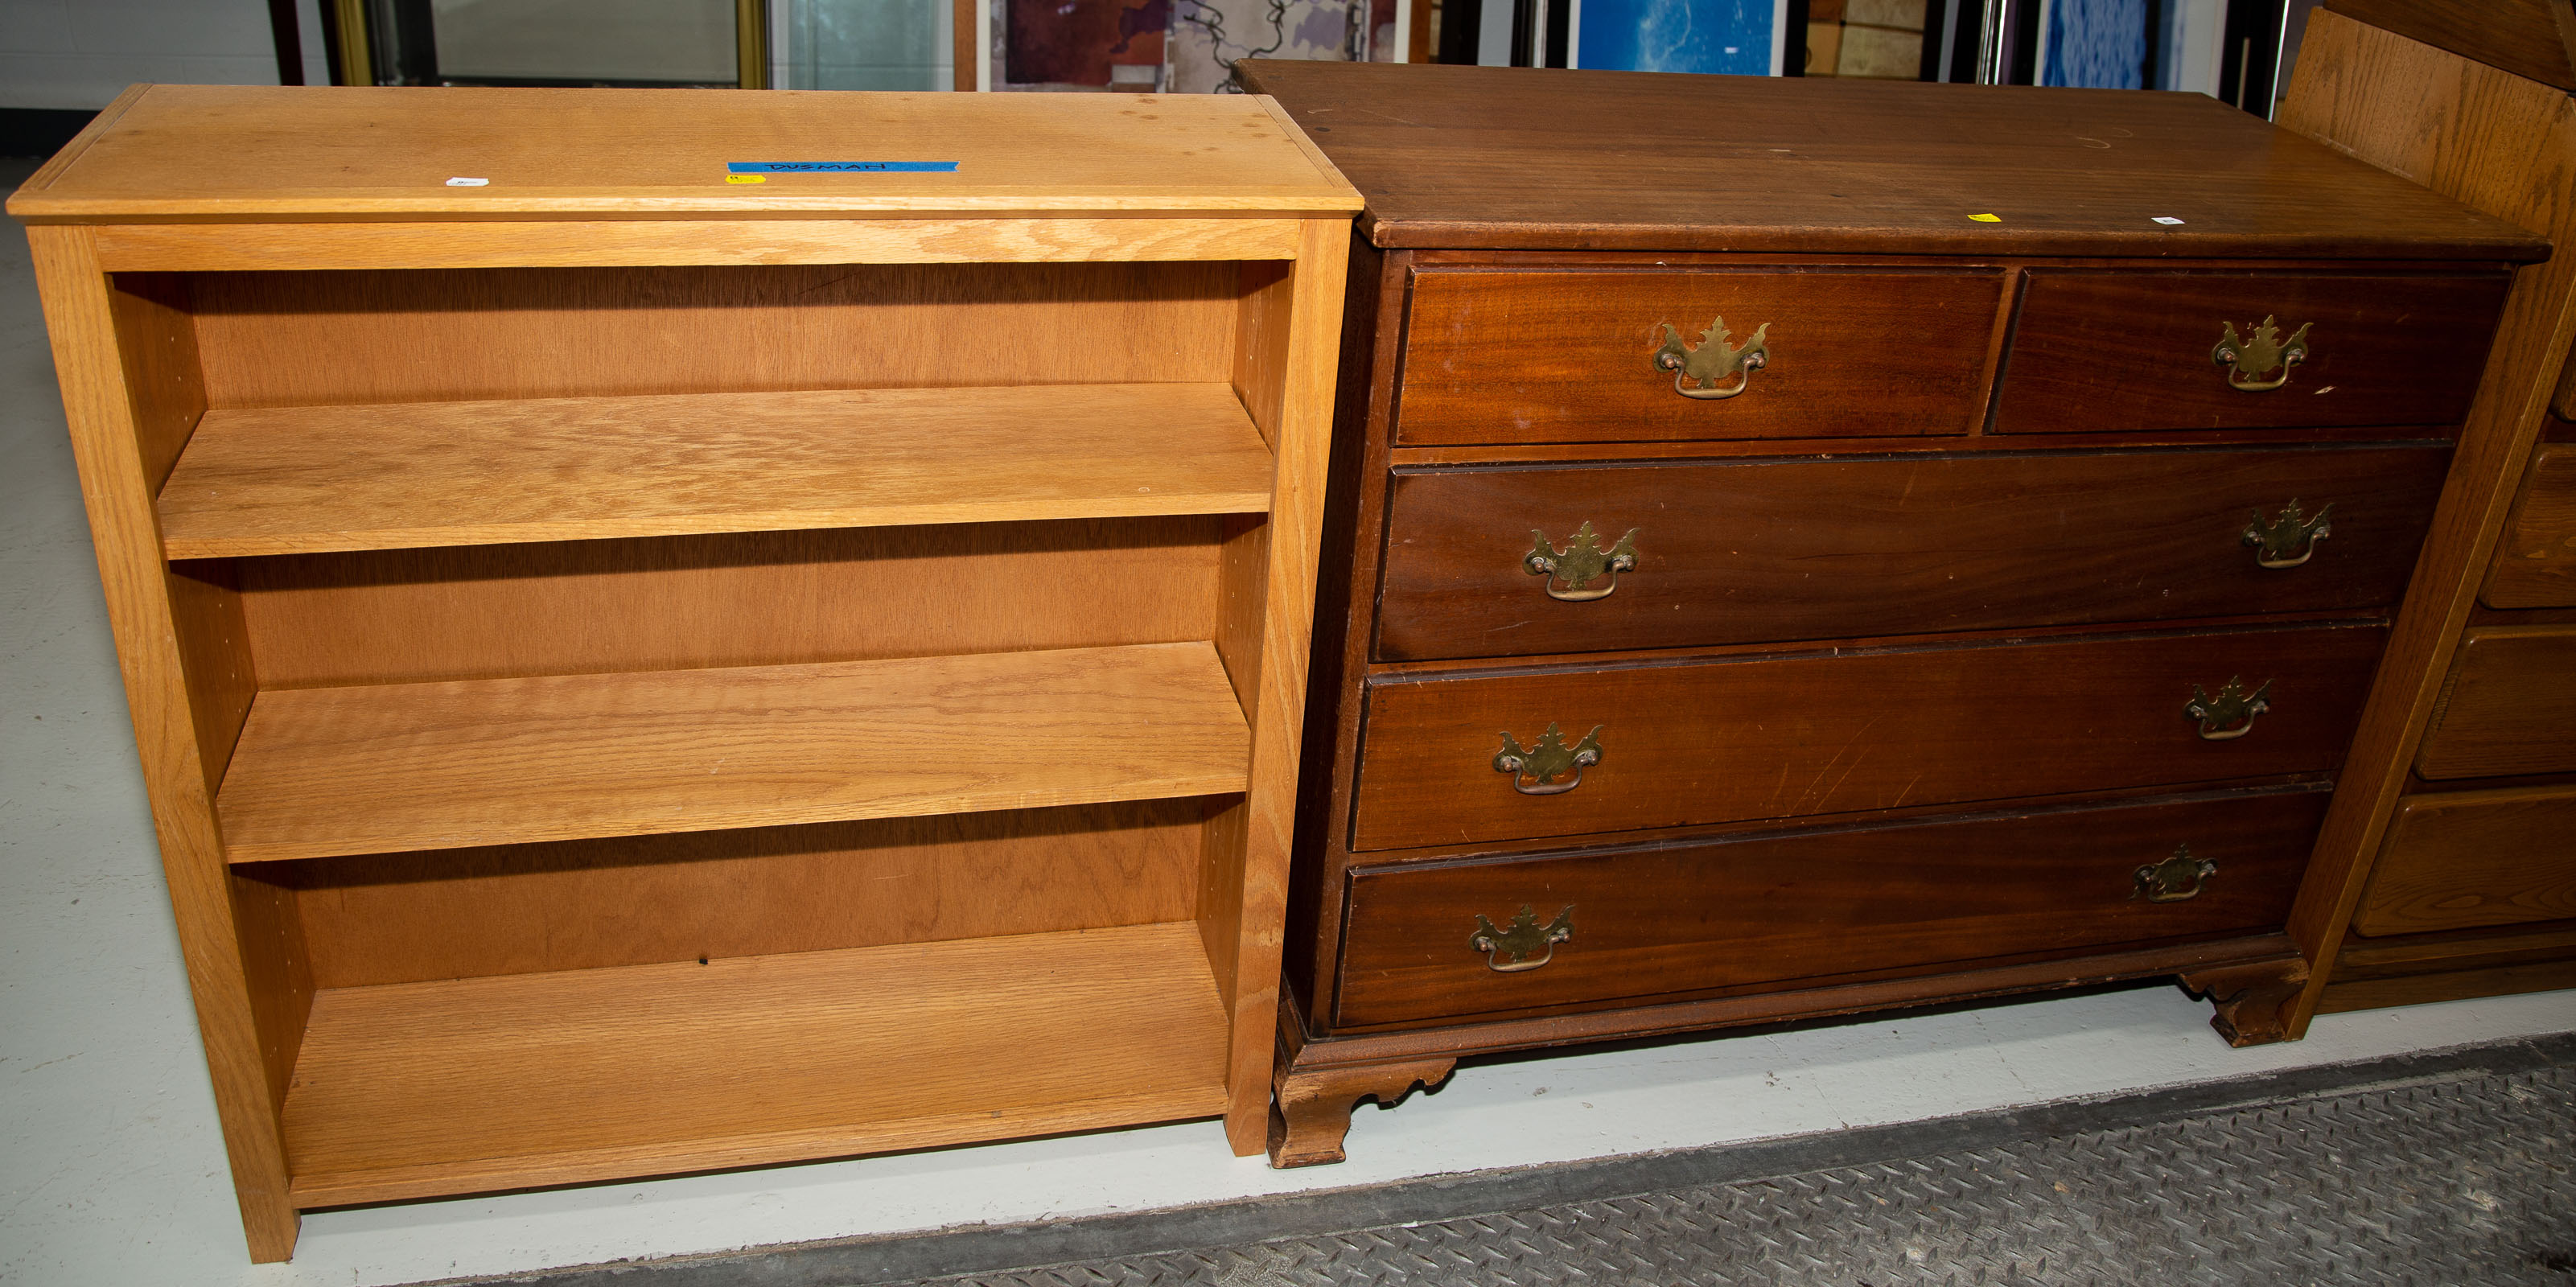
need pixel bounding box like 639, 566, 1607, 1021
6, 84, 1363, 222
1238, 60, 2549, 261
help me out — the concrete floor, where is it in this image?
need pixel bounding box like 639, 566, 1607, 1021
2, 154, 2571, 1285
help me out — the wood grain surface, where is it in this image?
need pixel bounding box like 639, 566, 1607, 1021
6, 85, 1361, 220
1394, 268, 2002, 443
1336, 789, 2324, 1027
1351, 623, 2386, 852
1376, 445, 2448, 660
2352, 786, 2576, 936
280, 923, 1230, 1206
2413, 626, 2576, 779
2486, 443, 2576, 608
1237, 61, 2545, 261
219, 643, 1250, 862
2323, 0, 2576, 92
158, 384, 1276, 557
1991, 269, 2510, 434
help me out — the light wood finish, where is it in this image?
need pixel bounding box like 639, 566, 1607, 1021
2413, 626, 2576, 778
2352, 786, 2576, 936
2275, 10, 2576, 1035
159, 384, 1275, 557
91, 217, 1306, 272
2486, 444, 2576, 607
219, 643, 1250, 863
2322, 0, 2576, 92
3, 86, 1363, 221
280, 923, 1229, 1207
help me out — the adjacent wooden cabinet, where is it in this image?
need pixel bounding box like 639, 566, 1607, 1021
9, 85, 1359, 1261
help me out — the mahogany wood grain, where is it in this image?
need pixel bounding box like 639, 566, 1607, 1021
2337, 920, 2576, 976
2413, 627, 2576, 779
1395, 268, 2001, 444
1376, 446, 2448, 661
1267, 1057, 1454, 1167
1335, 790, 2323, 1028
2178, 956, 2310, 1046
218, 643, 1251, 863
158, 384, 1276, 558
2322, 0, 2576, 92
2486, 444, 2576, 608
1351, 623, 2386, 852
1237, 62, 2546, 261
2351, 786, 2576, 936
279, 923, 1231, 1207
1991, 269, 2510, 434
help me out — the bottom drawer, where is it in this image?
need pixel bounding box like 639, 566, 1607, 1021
1334, 790, 2324, 1028
2353, 786, 2576, 936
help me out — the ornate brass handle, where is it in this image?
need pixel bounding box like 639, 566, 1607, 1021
2243, 500, 2333, 569
2212, 316, 2313, 392
1470, 904, 1574, 972
1525, 522, 1640, 602
2185, 676, 2273, 741
2134, 844, 2217, 903
1652, 316, 1771, 400
1493, 723, 1602, 795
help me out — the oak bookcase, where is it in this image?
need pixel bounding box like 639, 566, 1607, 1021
10, 85, 1357, 1262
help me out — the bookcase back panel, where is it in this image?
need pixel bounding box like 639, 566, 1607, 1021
225, 518, 1224, 689
180, 263, 1245, 408
249, 798, 1210, 989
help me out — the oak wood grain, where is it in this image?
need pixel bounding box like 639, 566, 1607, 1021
2413, 626, 2576, 779
219, 643, 1251, 863
280, 923, 1230, 1207
2352, 786, 2576, 936
2323, 0, 2576, 92
158, 384, 1276, 558
2486, 444, 2576, 608
2317, 959, 2576, 1012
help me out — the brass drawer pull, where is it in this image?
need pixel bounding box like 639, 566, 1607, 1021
1493, 722, 1603, 795
2244, 500, 2333, 569
2134, 843, 2217, 903
1652, 316, 1771, 400
1525, 522, 1640, 601
2185, 676, 2273, 741
2212, 316, 2313, 392
1470, 903, 1575, 972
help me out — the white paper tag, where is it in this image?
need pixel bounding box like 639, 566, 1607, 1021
2151, 216, 2185, 225
446, 177, 490, 187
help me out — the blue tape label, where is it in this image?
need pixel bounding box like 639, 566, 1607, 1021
727, 161, 960, 174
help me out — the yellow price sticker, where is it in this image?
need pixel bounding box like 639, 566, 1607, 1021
1968, 212, 2001, 222
726, 174, 767, 184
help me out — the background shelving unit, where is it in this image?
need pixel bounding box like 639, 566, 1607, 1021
10, 84, 1357, 1263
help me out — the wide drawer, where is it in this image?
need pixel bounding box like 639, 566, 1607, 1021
2415, 626, 2576, 779
1335, 790, 2323, 1028
1377, 445, 2448, 662
1395, 268, 2004, 446
2353, 787, 2576, 937
1349, 623, 2385, 852
1990, 270, 2509, 434
2486, 443, 2576, 609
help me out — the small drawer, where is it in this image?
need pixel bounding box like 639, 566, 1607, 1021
1990, 269, 2509, 434
2353, 787, 2576, 937
1377, 444, 2448, 662
2416, 626, 2576, 779
1350, 623, 2384, 852
2486, 444, 2576, 609
1335, 790, 2323, 1028
1394, 268, 2004, 446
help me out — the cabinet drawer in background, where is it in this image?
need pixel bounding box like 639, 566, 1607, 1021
2353, 787, 2576, 937
1335, 789, 2323, 1028
2416, 627, 2576, 779
2486, 443, 2576, 609
1396, 268, 2003, 446
1991, 270, 2508, 434
1377, 445, 2447, 662
1350, 623, 2384, 851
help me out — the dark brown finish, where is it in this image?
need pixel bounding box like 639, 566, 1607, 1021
1376, 446, 2450, 661
2319, 958, 2576, 1011
2320, 920, 2576, 1012
1352, 623, 2386, 851
2179, 956, 2310, 1046
2352, 786, 2576, 936
1335, 790, 2324, 1028
1992, 270, 2511, 435
2323, 0, 2576, 92
1393, 269, 2002, 445
1235, 63, 2547, 262
1265, 1056, 1455, 1167
2487, 444, 2576, 609
2415, 626, 2576, 779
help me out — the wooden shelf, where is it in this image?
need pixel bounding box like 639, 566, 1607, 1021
158, 384, 1276, 559
218, 642, 1249, 863
279, 921, 1230, 1207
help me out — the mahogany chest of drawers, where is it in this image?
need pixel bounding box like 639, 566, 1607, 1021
1240, 60, 2549, 1166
